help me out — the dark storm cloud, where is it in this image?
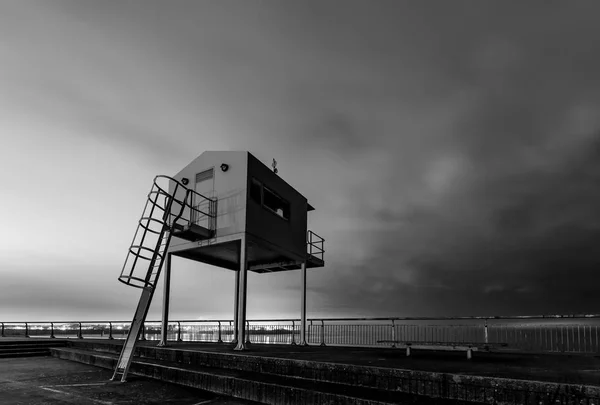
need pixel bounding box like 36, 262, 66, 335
4, 1, 600, 320
301, 112, 373, 154
304, 1, 600, 316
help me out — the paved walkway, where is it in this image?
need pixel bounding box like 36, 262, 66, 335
4, 337, 600, 389
0, 356, 262, 405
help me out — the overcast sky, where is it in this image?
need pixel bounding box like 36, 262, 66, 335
1, 1, 600, 322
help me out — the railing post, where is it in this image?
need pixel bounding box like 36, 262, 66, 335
217, 321, 223, 343
1, 322, 4, 337
320, 320, 326, 347
391, 319, 396, 348
50, 322, 55, 339
177, 321, 182, 342
484, 319, 489, 344
109, 322, 114, 340
25, 323, 29, 338
139, 322, 146, 341
245, 321, 251, 345
78, 322, 83, 339
291, 321, 296, 345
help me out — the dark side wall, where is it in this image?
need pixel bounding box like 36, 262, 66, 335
246, 152, 308, 260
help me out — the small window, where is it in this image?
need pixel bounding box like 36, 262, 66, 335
250, 178, 262, 203
196, 168, 214, 183
263, 186, 290, 220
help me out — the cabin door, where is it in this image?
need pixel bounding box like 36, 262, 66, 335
192, 168, 214, 226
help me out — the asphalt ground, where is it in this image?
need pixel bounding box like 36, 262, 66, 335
0, 356, 263, 405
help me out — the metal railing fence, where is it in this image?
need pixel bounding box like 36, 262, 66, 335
3, 314, 600, 354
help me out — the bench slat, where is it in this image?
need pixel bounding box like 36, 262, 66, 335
376, 341, 509, 359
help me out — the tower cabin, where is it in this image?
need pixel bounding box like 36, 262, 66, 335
113, 151, 324, 381
169, 151, 325, 272
163, 151, 324, 351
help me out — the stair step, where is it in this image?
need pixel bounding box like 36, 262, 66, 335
52, 347, 468, 405
66, 341, 431, 393
0, 350, 50, 358
0, 339, 66, 358
0, 347, 51, 353
0, 340, 66, 347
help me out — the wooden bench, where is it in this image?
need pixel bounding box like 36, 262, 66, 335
376, 341, 508, 359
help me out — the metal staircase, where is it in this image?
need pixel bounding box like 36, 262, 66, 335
111, 175, 216, 382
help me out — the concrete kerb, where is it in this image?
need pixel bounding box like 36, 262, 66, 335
58, 340, 600, 403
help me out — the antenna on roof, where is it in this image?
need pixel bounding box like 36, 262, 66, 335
272, 158, 278, 174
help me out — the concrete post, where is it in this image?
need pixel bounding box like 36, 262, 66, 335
234, 237, 248, 351
299, 261, 308, 346
245, 320, 251, 345
158, 253, 172, 347
484, 318, 489, 345
140, 323, 147, 341
320, 320, 326, 346
291, 321, 296, 345
233, 265, 240, 345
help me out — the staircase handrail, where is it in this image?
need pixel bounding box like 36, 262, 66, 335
152, 175, 217, 229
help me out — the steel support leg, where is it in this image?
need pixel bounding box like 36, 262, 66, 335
234, 237, 248, 351
158, 253, 171, 347
233, 264, 240, 345
299, 261, 308, 346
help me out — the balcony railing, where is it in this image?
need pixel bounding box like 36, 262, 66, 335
307, 230, 324, 261
3, 315, 600, 354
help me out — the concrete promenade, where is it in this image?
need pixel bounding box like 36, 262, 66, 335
0, 339, 260, 405
131, 340, 600, 386
7, 337, 599, 385
3, 337, 600, 404
0, 358, 262, 404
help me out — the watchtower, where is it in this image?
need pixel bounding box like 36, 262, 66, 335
111, 151, 325, 382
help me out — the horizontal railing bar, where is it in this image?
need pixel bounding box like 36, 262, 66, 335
4, 314, 600, 324
308, 314, 600, 321
0, 320, 231, 324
